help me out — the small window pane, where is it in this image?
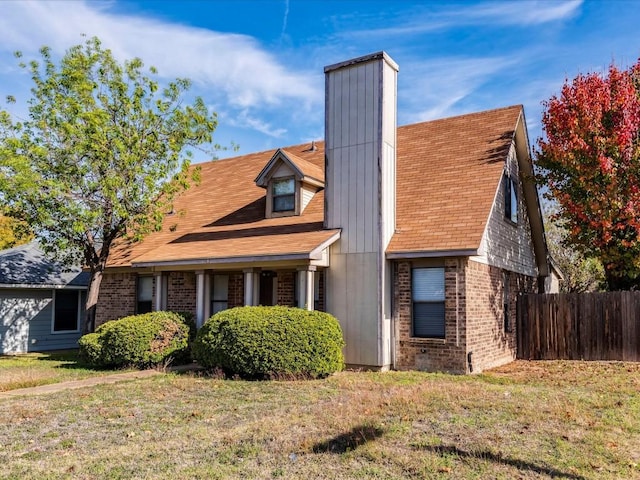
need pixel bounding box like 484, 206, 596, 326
54, 290, 79, 332
138, 277, 153, 301
212, 301, 228, 314
137, 277, 153, 314
412, 268, 445, 302
413, 302, 445, 338
510, 179, 518, 223
274, 194, 295, 212
273, 178, 294, 195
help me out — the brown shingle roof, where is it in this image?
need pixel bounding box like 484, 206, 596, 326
389, 105, 522, 254
107, 105, 523, 267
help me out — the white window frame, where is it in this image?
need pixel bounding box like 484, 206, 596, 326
137, 276, 154, 314
51, 289, 82, 334
504, 174, 518, 224
411, 267, 446, 339
211, 274, 229, 315
272, 177, 296, 213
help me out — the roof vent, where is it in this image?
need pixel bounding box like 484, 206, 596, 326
310, 140, 317, 151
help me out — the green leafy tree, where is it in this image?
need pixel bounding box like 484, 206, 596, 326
0, 37, 217, 332
536, 60, 640, 290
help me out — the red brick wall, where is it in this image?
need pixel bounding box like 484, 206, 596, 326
95, 272, 137, 328
228, 273, 244, 308
465, 260, 536, 372
394, 258, 536, 374
394, 259, 468, 373
166, 271, 196, 315
277, 271, 296, 306
316, 270, 325, 312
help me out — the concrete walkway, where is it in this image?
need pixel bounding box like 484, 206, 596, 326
0, 364, 201, 399
0, 370, 162, 398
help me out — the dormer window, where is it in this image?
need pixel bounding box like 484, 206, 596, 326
273, 178, 295, 212
255, 148, 325, 219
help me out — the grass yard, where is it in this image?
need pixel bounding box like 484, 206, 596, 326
0, 351, 129, 392
0, 360, 638, 479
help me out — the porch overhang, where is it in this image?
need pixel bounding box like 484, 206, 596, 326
131, 230, 341, 269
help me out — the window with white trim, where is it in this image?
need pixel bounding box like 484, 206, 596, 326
412, 267, 445, 338
53, 290, 81, 333
504, 175, 518, 224
272, 178, 295, 212
211, 274, 229, 314
137, 276, 153, 314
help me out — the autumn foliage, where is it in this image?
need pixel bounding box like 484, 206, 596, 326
536, 60, 640, 290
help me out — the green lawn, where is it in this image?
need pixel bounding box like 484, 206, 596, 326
0, 350, 129, 392
0, 360, 638, 479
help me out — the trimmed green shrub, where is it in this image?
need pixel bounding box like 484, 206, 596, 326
193, 306, 345, 379
78, 311, 190, 368
78, 332, 102, 365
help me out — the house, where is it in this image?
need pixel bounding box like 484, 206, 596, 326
0, 241, 89, 354
97, 52, 550, 373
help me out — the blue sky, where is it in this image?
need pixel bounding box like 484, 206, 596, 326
1, 0, 640, 160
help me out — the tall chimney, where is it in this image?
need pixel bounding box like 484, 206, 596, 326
324, 52, 398, 369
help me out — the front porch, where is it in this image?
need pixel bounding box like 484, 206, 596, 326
95, 265, 325, 329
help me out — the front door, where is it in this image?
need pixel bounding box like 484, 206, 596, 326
259, 271, 276, 306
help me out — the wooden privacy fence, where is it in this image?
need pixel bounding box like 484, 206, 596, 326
517, 291, 640, 361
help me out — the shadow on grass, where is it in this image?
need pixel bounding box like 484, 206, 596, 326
418, 444, 586, 480
27, 350, 111, 371
312, 425, 385, 454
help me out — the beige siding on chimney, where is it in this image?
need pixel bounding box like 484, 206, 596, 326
325, 52, 398, 368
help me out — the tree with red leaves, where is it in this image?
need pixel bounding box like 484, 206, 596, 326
536, 60, 640, 290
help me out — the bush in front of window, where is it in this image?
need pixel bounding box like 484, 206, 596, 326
192, 306, 345, 379
78, 311, 190, 368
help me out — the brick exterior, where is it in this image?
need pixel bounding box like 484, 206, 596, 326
394, 258, 536, 374
395, 259, 467, 373
95, 272, 137, 328
277, 271, 296, 306
166, 272, 197, 315
96, 268, 326, 328
316, 270, 325, 312
228, 273, 244, 308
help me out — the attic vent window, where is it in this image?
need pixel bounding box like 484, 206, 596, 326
273, 178, 295, 212
504, 175, 518, 224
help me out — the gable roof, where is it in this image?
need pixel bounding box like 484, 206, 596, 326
254, 148, 325, 188
0, 241, 89, 288
388, 105, 522, 254
107, 105, 528, 268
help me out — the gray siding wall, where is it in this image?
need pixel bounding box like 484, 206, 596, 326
0, 288, 85, 354
474, 144, 537, 277
325, 53, 397, 368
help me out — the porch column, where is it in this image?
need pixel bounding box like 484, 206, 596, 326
196, 270, 206, 328
244, 268, 256, 306
297, 265, 316, 310
203, 273, 211, 322
154, 272, 167, 311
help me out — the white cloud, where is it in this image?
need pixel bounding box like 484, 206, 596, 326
462, 0, 583, 26
223, 109, 288, 139
0, 1, 322, 109
399, 55, 520, 123
339, 0, 583, 40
